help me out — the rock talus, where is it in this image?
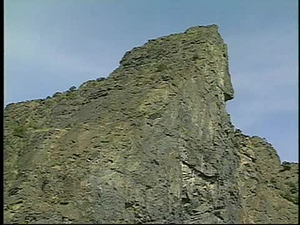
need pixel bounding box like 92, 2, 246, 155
4, 25, 298, 224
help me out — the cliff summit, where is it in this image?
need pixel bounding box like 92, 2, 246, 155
4, 25, 298, 224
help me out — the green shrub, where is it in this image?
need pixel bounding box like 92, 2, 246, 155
68, 86, 76, 92
270, 177, 277, 184
53, 92, 62, 97
192, 53, 199, 60
12, 125, 26, 138
96, 77, 106, 82
156, 63, 168, 72
280, 191, 298, 204
28, 120, 38, 129
286, 181, 298, 194
66, 92, 77, 100
281, 161, 291, 171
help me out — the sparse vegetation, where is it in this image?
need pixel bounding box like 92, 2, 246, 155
156, 63, 168, 72
192, 53, 199, 60
68, 86, 77, 92
66, 91, 77, 99
28, 120, 38, 129
12, 125, 26, 138
281, 161, 292, 171
96, 77, 106, 82
53, 92, 62, 97
286, 181, 298, 194
270, 177, 277, 184
280, 190, 298, 204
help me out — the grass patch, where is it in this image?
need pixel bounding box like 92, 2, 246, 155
12, 125, 26, 138
285, 181, 298, 194
280, 191, 298, 204
156, 63, 168, 72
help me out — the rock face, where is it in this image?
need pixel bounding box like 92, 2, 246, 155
4, 25, 298, 224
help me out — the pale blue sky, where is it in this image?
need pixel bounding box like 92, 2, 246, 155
4, 0, 298, 162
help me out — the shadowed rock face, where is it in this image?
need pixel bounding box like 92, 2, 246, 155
4, 25, 298, 224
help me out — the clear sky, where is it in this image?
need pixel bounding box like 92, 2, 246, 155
4, 0, 298, 162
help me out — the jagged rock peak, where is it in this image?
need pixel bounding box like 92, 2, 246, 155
4, 25, 298, 224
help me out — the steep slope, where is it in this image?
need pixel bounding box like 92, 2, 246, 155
4, 25, 298, 224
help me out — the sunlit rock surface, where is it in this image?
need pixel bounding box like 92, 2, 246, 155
4, 25, 298, 224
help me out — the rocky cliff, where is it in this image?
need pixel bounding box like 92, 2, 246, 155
4, 25, 298, 224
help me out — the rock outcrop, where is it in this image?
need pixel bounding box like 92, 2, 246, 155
4, 24, 298, 224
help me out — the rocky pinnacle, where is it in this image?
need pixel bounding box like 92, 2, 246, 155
4, 25, 298, 224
